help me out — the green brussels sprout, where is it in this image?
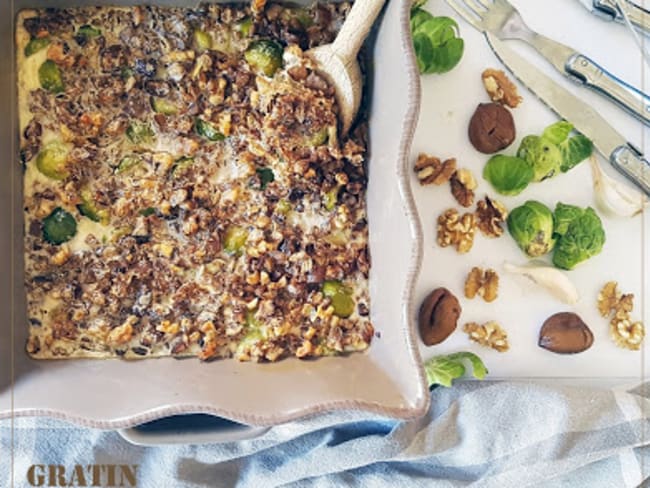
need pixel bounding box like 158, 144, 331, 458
224, 225, 248, 255
36, 142, 69, 180
77, 25, 102, 39
322, 280, 355, 318
194, 29, 212, 52
552, 204, 605, 270
256, 168, 275, 190
139, 207, 157, 217
541, 121, 573, 145
171, 157, 194, 177
115, 155, 142, 174
244, 40, 283, 77
43, 207, 77, 245
77, 189, 109, 224
305, 127, 329, 147
559, 135, 593, 173
553, 203, 584, 237
483, 154, 534, 196
151, 97, 179, 115
323, 185, 341, 211
234, 17, 253, 37
195, 118, 225, 141
275, 199, 291, 215
24, 37, 50, 57
516, 135, 562, 182
507, 200, 556, 258
126, 121, 154, 144
39, 60, 64, 94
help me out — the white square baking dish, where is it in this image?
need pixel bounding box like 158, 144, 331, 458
0, 0, 430, 428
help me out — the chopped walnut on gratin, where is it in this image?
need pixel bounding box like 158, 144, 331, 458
450, 169, 477, 208
464, 267, 499, 302
597, 281, 645, 350
437, 209, 476, 254
414, 153, 456, 185
463, 321, 509, 352
481, 68, 522, 108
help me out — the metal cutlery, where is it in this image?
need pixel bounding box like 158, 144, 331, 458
484, 32, 650, 196
579, 0, 650, 36
446, 0, 650, 126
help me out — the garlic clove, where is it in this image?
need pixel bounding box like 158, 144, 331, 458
590, 155, 647, 218
503, 261, 580, 304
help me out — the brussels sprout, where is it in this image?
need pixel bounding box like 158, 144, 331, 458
78, 25, 102, 38
256, 168, 274, 190
483, 154, 533, 196
323, 185, 341, 211
195, 118, 225, 141
552, 204, 605, 270
39, 60, 64, 94
151, 97, 179, 115
171, 157, 194, 177
24, 37, 50, 57
126, 121, 154, 144
305, 127, 329, 147
244, 40, 283, 77
115, 155, 142, 174
234, 17, 253, 37
139, 207, 157, 217
559, 135, 593, 173
516, 135, 562, 182
77, 189, 109, 224
36, 142, 69, 180
275, 199, 291, 215
224, 225, 248, 255
507, 200, 556, 258
322, 280, 355, 318
553, 203, 584, 237
542, 121, 573, 145
43, 207, 77, 245
194, 29, 212, 52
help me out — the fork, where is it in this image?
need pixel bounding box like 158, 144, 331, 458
446, 0, 650, 126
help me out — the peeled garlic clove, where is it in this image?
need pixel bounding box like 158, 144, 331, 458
503, 261, 579, 304
590, 155, 647, 218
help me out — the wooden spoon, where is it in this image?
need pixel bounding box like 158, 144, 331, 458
308, 0, 386, 135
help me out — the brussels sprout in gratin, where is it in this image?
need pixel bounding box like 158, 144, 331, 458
18, 3, 373, 361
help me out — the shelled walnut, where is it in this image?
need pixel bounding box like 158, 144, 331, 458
437, 209, 476, 253
414, 153, 456, 185
475, 196, 508, 238
463, 321, 509, 352
464, 267, 499, 302
597, 281, 645, 350
450, 169, 477, 207
482, 68, 522, 108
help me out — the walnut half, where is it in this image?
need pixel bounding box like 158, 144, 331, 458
476, 196, 508, 238
463, 321, 509, 352
450, 169, 477, 208
437, 209, 476, 254
464, 267, 499, 302
482, 68, 522, 108
414, 153, 456, 185
597, 281, 645, 350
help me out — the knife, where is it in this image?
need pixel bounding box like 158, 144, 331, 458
579, 0, 650, 37
485, 33, 650, 196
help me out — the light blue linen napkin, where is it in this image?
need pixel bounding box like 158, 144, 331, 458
2, 381, 649, 487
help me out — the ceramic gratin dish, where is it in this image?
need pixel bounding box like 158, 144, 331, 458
0, 0, 430, 429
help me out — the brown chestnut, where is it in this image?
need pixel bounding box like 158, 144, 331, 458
538, 312, 594, 354
418, 288, 461, 346
468, 102, 516, 154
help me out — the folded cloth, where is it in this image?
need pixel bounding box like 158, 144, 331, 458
2, 381, 649, 487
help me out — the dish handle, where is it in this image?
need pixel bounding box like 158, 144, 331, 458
117, 414, 270, 446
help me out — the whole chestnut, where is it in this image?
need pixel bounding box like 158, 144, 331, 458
418, 288, 462, 346
538, 312, 594, 354
468, 102, 516, 154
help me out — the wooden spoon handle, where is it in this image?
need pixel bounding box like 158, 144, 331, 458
332, 0, 386, 63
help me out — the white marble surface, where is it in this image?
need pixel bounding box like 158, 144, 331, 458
412, 0, 648, 379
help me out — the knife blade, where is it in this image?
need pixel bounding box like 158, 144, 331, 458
485, 33, 650, 196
